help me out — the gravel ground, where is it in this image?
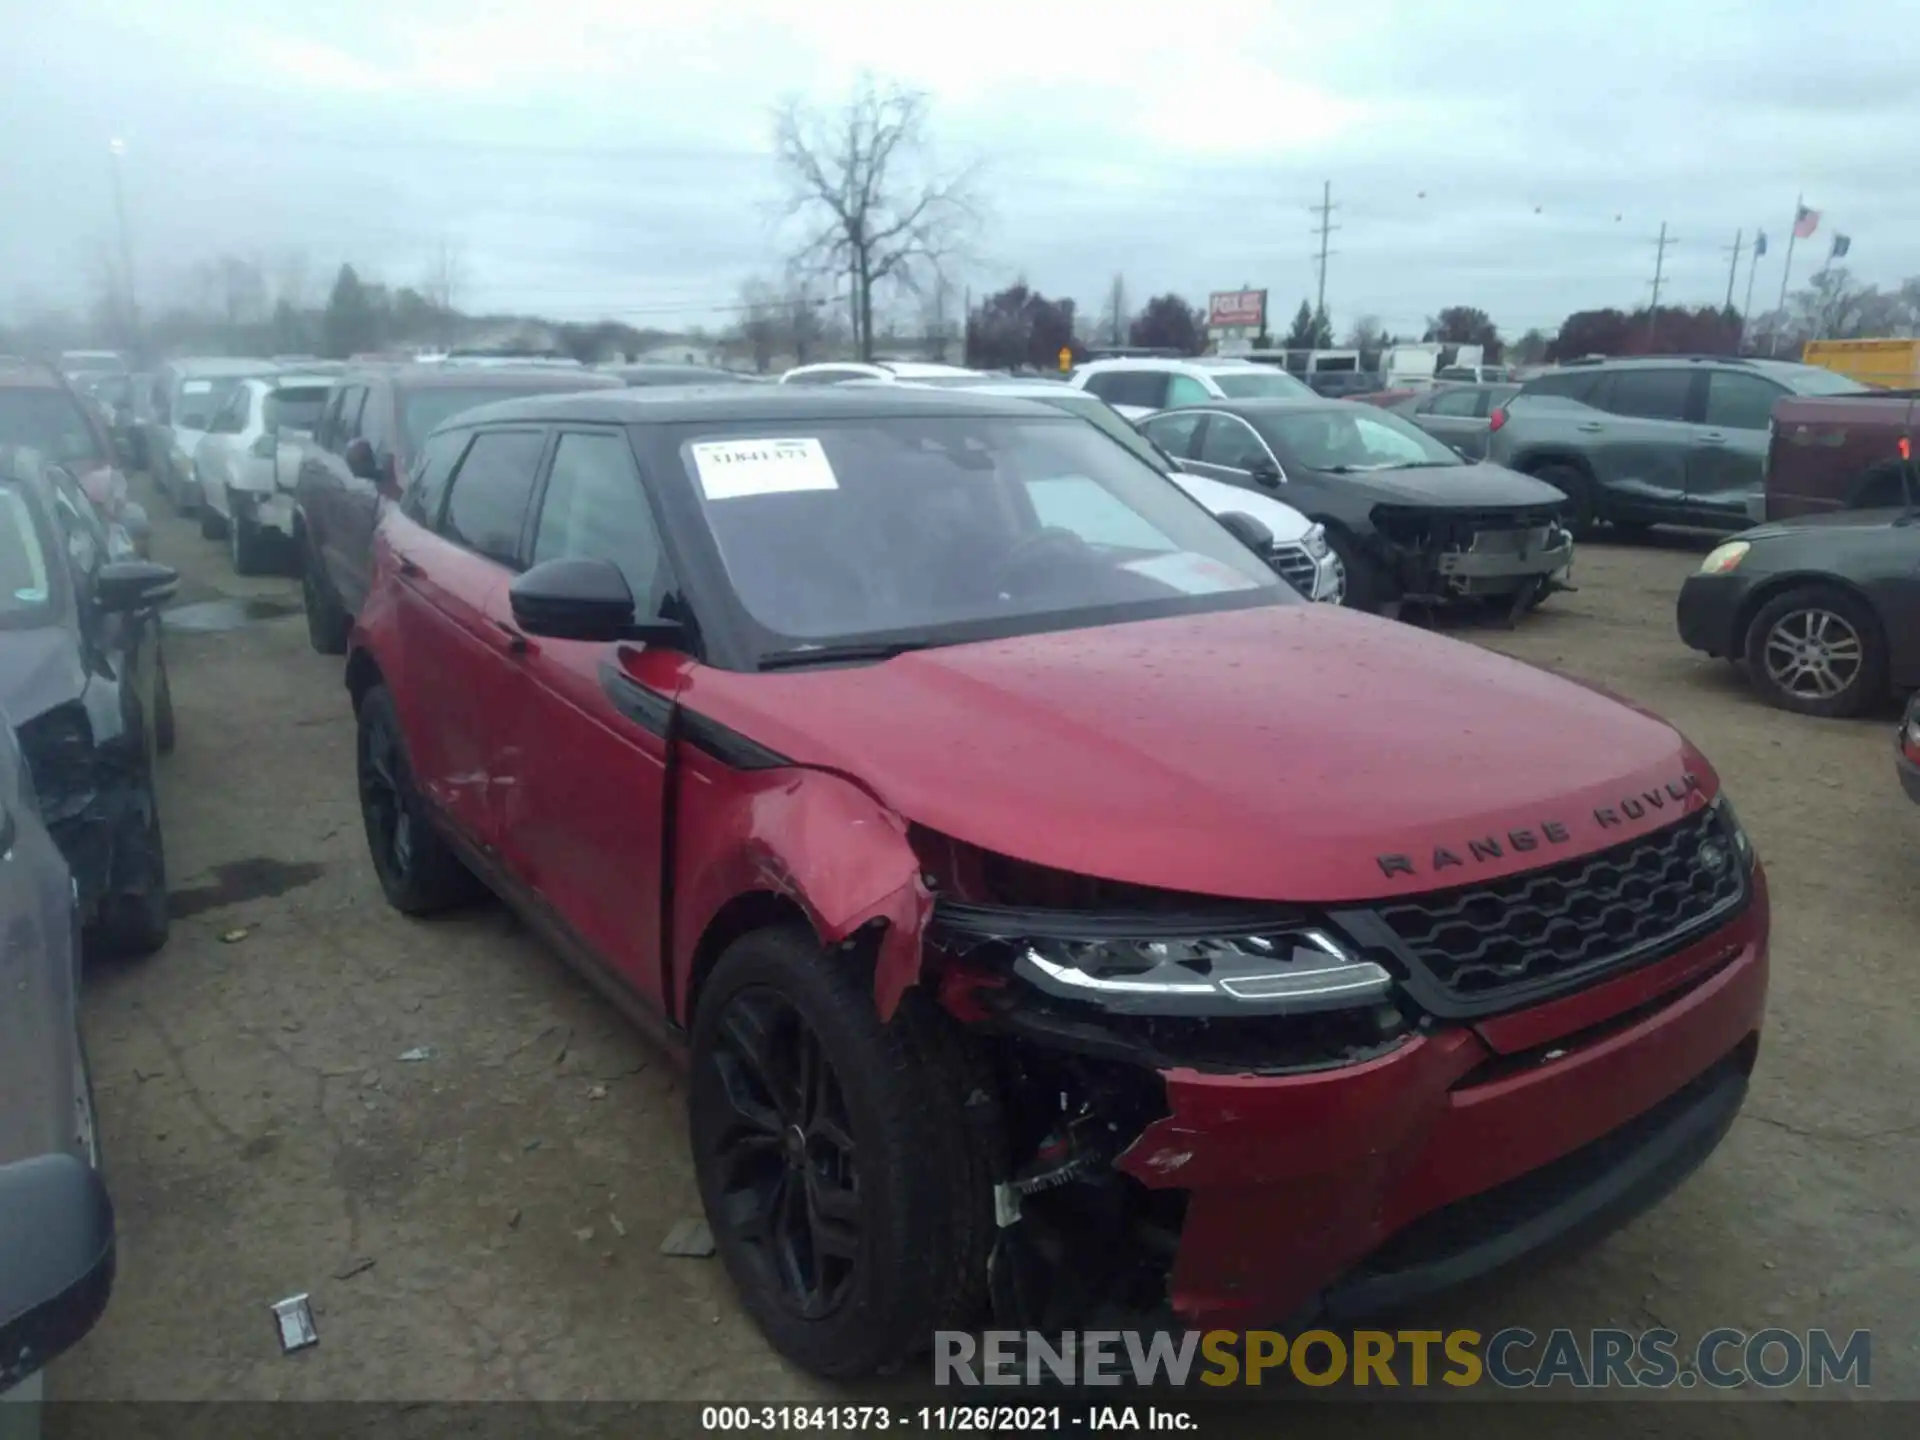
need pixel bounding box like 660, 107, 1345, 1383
48, 487, 1919, 1416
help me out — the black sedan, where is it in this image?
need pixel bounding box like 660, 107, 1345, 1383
0, 709, 117, 1410
1, 450, 178, 954
1138, 397, 1572, 614
1676, 509, 1920, 718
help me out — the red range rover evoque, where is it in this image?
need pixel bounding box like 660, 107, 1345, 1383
345, 385, 1767, 1377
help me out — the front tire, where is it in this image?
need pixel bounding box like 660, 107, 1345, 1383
87, 788, 169, 958
1534, 462, 1597, 538
356, 684, 482, 913
228, 489, 273, 575
304, 543, 352, 655
1324, 528, 1394, 614
1742, 584, 1887, 718
689, 926, 993, 1378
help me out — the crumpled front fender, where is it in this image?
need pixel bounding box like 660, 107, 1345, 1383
673, 752, 931, 1022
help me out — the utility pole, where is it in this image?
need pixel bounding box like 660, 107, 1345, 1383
1109, 274, 1126, 347
1770, 193, 1804, 357
107, 137, 140, 350
1741, 241, 1763, 352
1722, 229, 1744, 311
1647, 221, 1677, 343
1309, 180, 1339, 319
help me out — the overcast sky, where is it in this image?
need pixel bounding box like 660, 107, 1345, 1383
5, 0, 1918, 340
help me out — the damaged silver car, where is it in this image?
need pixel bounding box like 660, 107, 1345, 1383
0, 450, 177, 957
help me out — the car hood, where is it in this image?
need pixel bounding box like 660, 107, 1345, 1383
1170, 471, 1311, 542
0, 628, 86, 726
682, 604, 1713, 902
1740, 509, 1911, 541
1310, 461, 1568, 509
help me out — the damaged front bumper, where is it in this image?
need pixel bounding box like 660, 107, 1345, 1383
18, 709, 147, 924
1372, 507, 1575, 603
928, 863, 1768, 1331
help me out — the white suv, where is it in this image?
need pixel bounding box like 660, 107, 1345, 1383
780, 360, 987, 386
1069, 357, 1314, 418
192, 374, 334, 574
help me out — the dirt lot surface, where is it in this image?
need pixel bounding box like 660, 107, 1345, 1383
50, 488, 1919, 1416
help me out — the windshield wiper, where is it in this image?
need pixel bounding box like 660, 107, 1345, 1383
756, 639, 936, 670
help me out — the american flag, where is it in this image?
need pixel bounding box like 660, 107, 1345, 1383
1793, 205, 1821, 239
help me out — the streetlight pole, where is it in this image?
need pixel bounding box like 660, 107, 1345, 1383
107, 138, 140, 350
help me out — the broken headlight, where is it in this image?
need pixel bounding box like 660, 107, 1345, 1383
1301, 522, 1331, 560
935, 904, 1393, 1018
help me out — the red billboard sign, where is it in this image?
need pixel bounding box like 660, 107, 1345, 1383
1208, 289, 1267, 328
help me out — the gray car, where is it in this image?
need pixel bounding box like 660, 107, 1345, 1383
0, 708, 116, 1418
1484, 355, 1869, 536
1391, 382, 1519, 459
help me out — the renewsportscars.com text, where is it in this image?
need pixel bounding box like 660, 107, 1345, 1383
935, 1327, 1871, 1390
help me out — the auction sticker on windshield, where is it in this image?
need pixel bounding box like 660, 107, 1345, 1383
691, 437, 839, 500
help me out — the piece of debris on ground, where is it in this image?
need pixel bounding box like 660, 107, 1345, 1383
660, 1218, 715, 1258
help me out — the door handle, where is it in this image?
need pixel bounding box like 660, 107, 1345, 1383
1699, 432, 1729, 445
394, 554, 423, 579
493, 618, 529, 655
1576, 422, 1603, 433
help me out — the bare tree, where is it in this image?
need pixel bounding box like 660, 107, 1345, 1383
272, 249, 312, 309
917, 265, 960, 362
1098, 274, 1129, 348
774, 76, 980, 361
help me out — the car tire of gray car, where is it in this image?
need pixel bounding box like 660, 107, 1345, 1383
1325, 528, 1392, 614
87, 792, 169, 958
227, 489, 272, 576
1742, 584, 1888, 720
303, 549, 353, 656
689, 924, 996, 1379
198, 502, 228, 542
75, 1038, 101, 1172
1534, 462, 1597, 538
356, 685, 484, 914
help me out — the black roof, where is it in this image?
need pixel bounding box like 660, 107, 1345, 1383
442, 383, 1062, 430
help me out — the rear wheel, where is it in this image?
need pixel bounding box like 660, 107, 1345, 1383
689, 926, 993, 1378
356, 684, 483, 913
199, 498, 227, 540
227, 489, 273, 575
304, 543, 352, 655
1743, 584, 1887, 719
1534, 462, 1597, 538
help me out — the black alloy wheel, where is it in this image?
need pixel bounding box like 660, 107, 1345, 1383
1534, 462, 1596, 538
689, 926, 996, 1378
703, 987, 862, 1320
355, 685, 480, 913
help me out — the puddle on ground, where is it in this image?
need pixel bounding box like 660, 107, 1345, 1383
163, 596, 301, 632
170, 858, 327, 919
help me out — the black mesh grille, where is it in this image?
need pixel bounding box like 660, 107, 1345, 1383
1375, 806, 1746, 1006
1268, 544, 1319, 596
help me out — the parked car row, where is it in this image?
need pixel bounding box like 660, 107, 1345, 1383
310, 379, 1769, 1379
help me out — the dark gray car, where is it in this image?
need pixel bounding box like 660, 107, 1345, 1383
0, 707, 116, 1414
1485, 356, 1869, 536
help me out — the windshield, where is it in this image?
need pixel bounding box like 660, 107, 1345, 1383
676, 415, 1282, 649
1786, 368, 1872, 396
1260, 405, 1463, 471
402, 386, 573, 450
173, 377, 245, 430
0, 482, 59, 631
1030, 392, 1174, 473
0, 390, 106, 467
1211, 370, 1315, 399
267, 386, 330, 433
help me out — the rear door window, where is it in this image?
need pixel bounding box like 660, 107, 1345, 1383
1083, 370, 1171, 409
1426, 387, 1485, 417
1702, 371, 1787, 431
1597, 369, 1693, 422
1521, 370, 1602, 404
436, 428, 548, 567
1139, 412, 1204, 458
1198, 414, 1271, 470
331, 386, 368, 452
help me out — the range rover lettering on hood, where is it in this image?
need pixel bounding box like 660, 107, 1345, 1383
1375, 773, 1703, 879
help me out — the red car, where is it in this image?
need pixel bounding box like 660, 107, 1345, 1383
346, 386, 1768, 1377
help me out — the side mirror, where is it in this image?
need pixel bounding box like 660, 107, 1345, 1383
1249, 458, 1284, 488
344, 438, 380, 482
0, 1154, 117, 1393
1217, 511, 1276, 553
94, 559, 178, 613
510, 557, 640, 642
